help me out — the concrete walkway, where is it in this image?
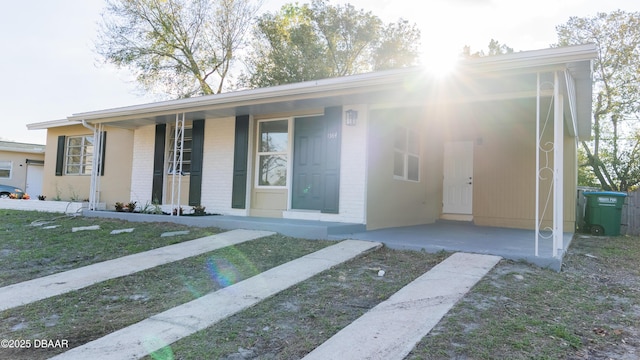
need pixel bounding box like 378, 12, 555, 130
51, 240, 382, 360
303, 252, 502, 360
0, 229, 274, 312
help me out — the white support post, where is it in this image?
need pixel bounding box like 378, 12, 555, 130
170, 114, 185, 216
534, 73, 540, 256
535, 73, 540, 257
553, 71, 564, 257
177, 113, 185, 215
85, 121, 103, 211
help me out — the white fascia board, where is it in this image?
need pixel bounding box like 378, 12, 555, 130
0, 145, 45, 154
463, 44, 597, 74
66, 69, 414, 122
27, 119, 81, 130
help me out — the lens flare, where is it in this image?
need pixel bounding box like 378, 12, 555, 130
144, 336, 174, 360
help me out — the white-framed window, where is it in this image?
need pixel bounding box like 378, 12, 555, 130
256, 119, 289, 187
65, 135, 94, 175
168, 126, 192, 175
393, 125, 420, 181
0, 161, 12, 178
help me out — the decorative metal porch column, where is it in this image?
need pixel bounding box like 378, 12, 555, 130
535, 71, 564, 258
170, 113, 186, 216
88, 123, 104, 211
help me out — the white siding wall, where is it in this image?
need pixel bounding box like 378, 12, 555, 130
129, 125, 155, 205
284, 105, 367, 224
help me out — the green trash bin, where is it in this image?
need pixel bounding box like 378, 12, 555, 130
583, 191, 627, 236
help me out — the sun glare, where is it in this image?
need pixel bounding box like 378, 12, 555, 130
423, 52, 460, 77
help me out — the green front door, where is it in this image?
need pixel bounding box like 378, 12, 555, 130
292, 107, 341, 213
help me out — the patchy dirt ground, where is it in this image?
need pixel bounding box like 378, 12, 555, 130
409, 234, 640, 360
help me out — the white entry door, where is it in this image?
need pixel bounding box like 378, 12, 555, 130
25, 163, 44, 197
443, 141, 473, 215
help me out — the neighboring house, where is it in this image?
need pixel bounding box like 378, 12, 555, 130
28, 44, 596, 255
0, 140, 45, 196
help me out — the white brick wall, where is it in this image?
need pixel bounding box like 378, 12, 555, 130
129, 125, 155, 205
200, 117, 238, 215
337, 104, 368, 223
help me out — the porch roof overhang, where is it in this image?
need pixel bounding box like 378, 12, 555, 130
29, 44, 596, 139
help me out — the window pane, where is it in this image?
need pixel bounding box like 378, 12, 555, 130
260, 120, 288, 152
167, 126, 193, 175
67, 156, 81, 165
259, 155, 287, 186
0, 161, 10, 178
394, 127, 406, 151
408, 132, 419, 155
408, 155, 420, 181
393, 151, 404, 177
68, 137, 82, 146
66, 165, 80, 174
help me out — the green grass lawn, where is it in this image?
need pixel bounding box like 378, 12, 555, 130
0, 210, 222, 286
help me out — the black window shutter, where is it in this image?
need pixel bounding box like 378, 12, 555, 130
188, 120, 205, 206
55, 135, 66, 176
152, 124, 166, 204
99, 131, 107, 176
322, 106, 342, 213
231, 115, 250, 209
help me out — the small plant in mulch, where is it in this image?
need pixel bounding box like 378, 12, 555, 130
192, 205, 206, 216
115, 201, 137, 212
173, 207, 184, 216
38, 195, 46, 201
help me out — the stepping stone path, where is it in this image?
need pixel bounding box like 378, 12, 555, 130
160, 230, 190, 237
71, 225, 100, 232
110, 228, 135, 235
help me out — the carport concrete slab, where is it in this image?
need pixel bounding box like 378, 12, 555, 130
303, 252, 502, 360
0, 229, 273, 312
340, 221, 573, 271
51, 240, 382, 360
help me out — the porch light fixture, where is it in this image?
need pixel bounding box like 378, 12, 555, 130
345, 109, 358, 126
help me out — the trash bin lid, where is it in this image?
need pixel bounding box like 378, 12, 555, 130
583, 191, 627, 197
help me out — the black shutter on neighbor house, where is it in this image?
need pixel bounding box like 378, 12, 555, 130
99, 131, 107, 176
322, 106, 342, 213
55, 135, 66, 176
152, 124, 166, 204
188, 119, 205, 206
231, 115, 250, 209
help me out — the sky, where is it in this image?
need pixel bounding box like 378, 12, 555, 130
1, 0, 639, 145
